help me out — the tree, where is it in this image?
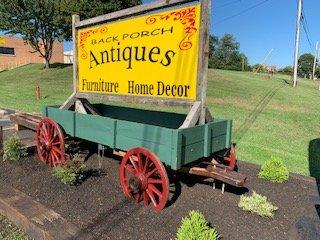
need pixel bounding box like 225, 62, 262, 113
0, 0, 141, 68
278, 66, 293, 75
208, 33, 249, 71
298, 53, 314, 78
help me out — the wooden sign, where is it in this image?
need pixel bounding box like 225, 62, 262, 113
77, 4, 201, 100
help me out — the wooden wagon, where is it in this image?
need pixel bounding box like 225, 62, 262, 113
35, 0, 246, 212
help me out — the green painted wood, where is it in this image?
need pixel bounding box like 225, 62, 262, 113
43, 105, 233, 170
45, 107, 75, 136
171, 132, 182, 170
75, 113, 116, 147
94, 104, 186, 129
115, 120, 174, 166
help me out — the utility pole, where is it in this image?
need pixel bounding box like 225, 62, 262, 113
293, 0, 303, 87
312, 41, 318, 80
242, 57, 245, 71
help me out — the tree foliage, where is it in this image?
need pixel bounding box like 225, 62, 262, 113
209, 33, 249, 71
0, 0, 141, 68
298, 53, 317, 78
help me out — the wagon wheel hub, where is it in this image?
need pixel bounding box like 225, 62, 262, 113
128, 176, 142, 193
119, 147, 169, 212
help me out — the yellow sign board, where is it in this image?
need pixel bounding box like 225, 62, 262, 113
78, 4, 201, 100
0, 36, 5, 45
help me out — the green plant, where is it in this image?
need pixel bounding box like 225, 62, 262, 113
176, 210, 219, 240
238, 191, 278, 218
258, 156, 289, 183
3, 134, 27, 161
52, 155, 86, 185
9, 232, 27, 240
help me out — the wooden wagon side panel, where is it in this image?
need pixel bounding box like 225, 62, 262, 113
115, 120, 174, 167
74, 113, 116, 147
174, 118, 233, 169
44, 107, 75, 136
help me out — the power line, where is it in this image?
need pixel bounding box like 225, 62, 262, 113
215, 0, 242, 9
215, 0, 272, 25
301, 6, 314, 51
301, 15, 313, 51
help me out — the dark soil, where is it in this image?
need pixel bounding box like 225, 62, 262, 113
0, 152, 319, 240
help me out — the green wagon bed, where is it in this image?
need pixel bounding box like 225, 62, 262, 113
43, 104, 232, 171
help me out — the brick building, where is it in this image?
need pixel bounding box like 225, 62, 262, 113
0, 36, 64, 70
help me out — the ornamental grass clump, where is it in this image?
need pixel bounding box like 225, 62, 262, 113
3, 133, 27, 161
52, 155, 86, 185
238, 191, 278, 218
176, 210, 220, 240
258, 156, 289, 183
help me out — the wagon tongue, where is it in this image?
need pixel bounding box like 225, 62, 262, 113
187, 162, 247, 188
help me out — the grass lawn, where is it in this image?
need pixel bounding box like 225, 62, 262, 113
0, 64, 319, 177
0, 215, 28, 240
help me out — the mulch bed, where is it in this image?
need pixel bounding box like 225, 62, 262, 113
0, 152, 319, 240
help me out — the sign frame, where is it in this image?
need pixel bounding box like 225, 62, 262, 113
62, 0, 211, 125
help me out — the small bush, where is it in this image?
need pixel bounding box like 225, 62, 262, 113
258, 156, 289, 183
238, 191, 278, 218
52, 155, 86, 185
176, 210, 219, 240
3, 134, 27, 161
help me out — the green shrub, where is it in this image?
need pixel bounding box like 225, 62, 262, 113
176, 210, 219, 240
238, 191, 278, 218
258, 156, 289, 183
3, 134, 27, 161
52, 155, 86, 185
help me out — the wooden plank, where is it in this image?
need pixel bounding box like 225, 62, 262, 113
10, 114, 40, 131
60, 92, 77, 110
72, 15, 80, 93
75, 92, 194, 107
205, 107, 213, 122
197, 0, 210, 124
0, 185, 81, 240
75, 100, 87, 114
79, 98, 101, 115
76, 0, 197, 28
188, 164, 247, 187
179, 101, 201, 129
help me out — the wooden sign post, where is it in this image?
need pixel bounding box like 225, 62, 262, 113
61, 0, 212, 129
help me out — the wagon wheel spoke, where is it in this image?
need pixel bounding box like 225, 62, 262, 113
146, 189, 158, 207
134, 192, 142, 203
143, 157, 150, 174
129, 156, 139, 173
148, 184, 162, 198
148, 178, 163, 184
125, 165, 136, 175
146, 168, 157, 178
142, 191, 150, 206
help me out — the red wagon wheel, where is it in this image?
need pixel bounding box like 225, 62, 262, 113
36, 117, 66, 167
223, 144, 236, 171
119, 147, 169, 212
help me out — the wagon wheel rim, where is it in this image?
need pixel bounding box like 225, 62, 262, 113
36, 117, 65, 167
119, 147, 169, 212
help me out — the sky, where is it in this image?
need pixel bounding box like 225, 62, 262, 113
137, 0, 320, 68
5, 0, 319, 68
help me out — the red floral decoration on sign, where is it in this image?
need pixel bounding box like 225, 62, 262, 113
79, 27, 108, 59
146, 7, 198, 50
